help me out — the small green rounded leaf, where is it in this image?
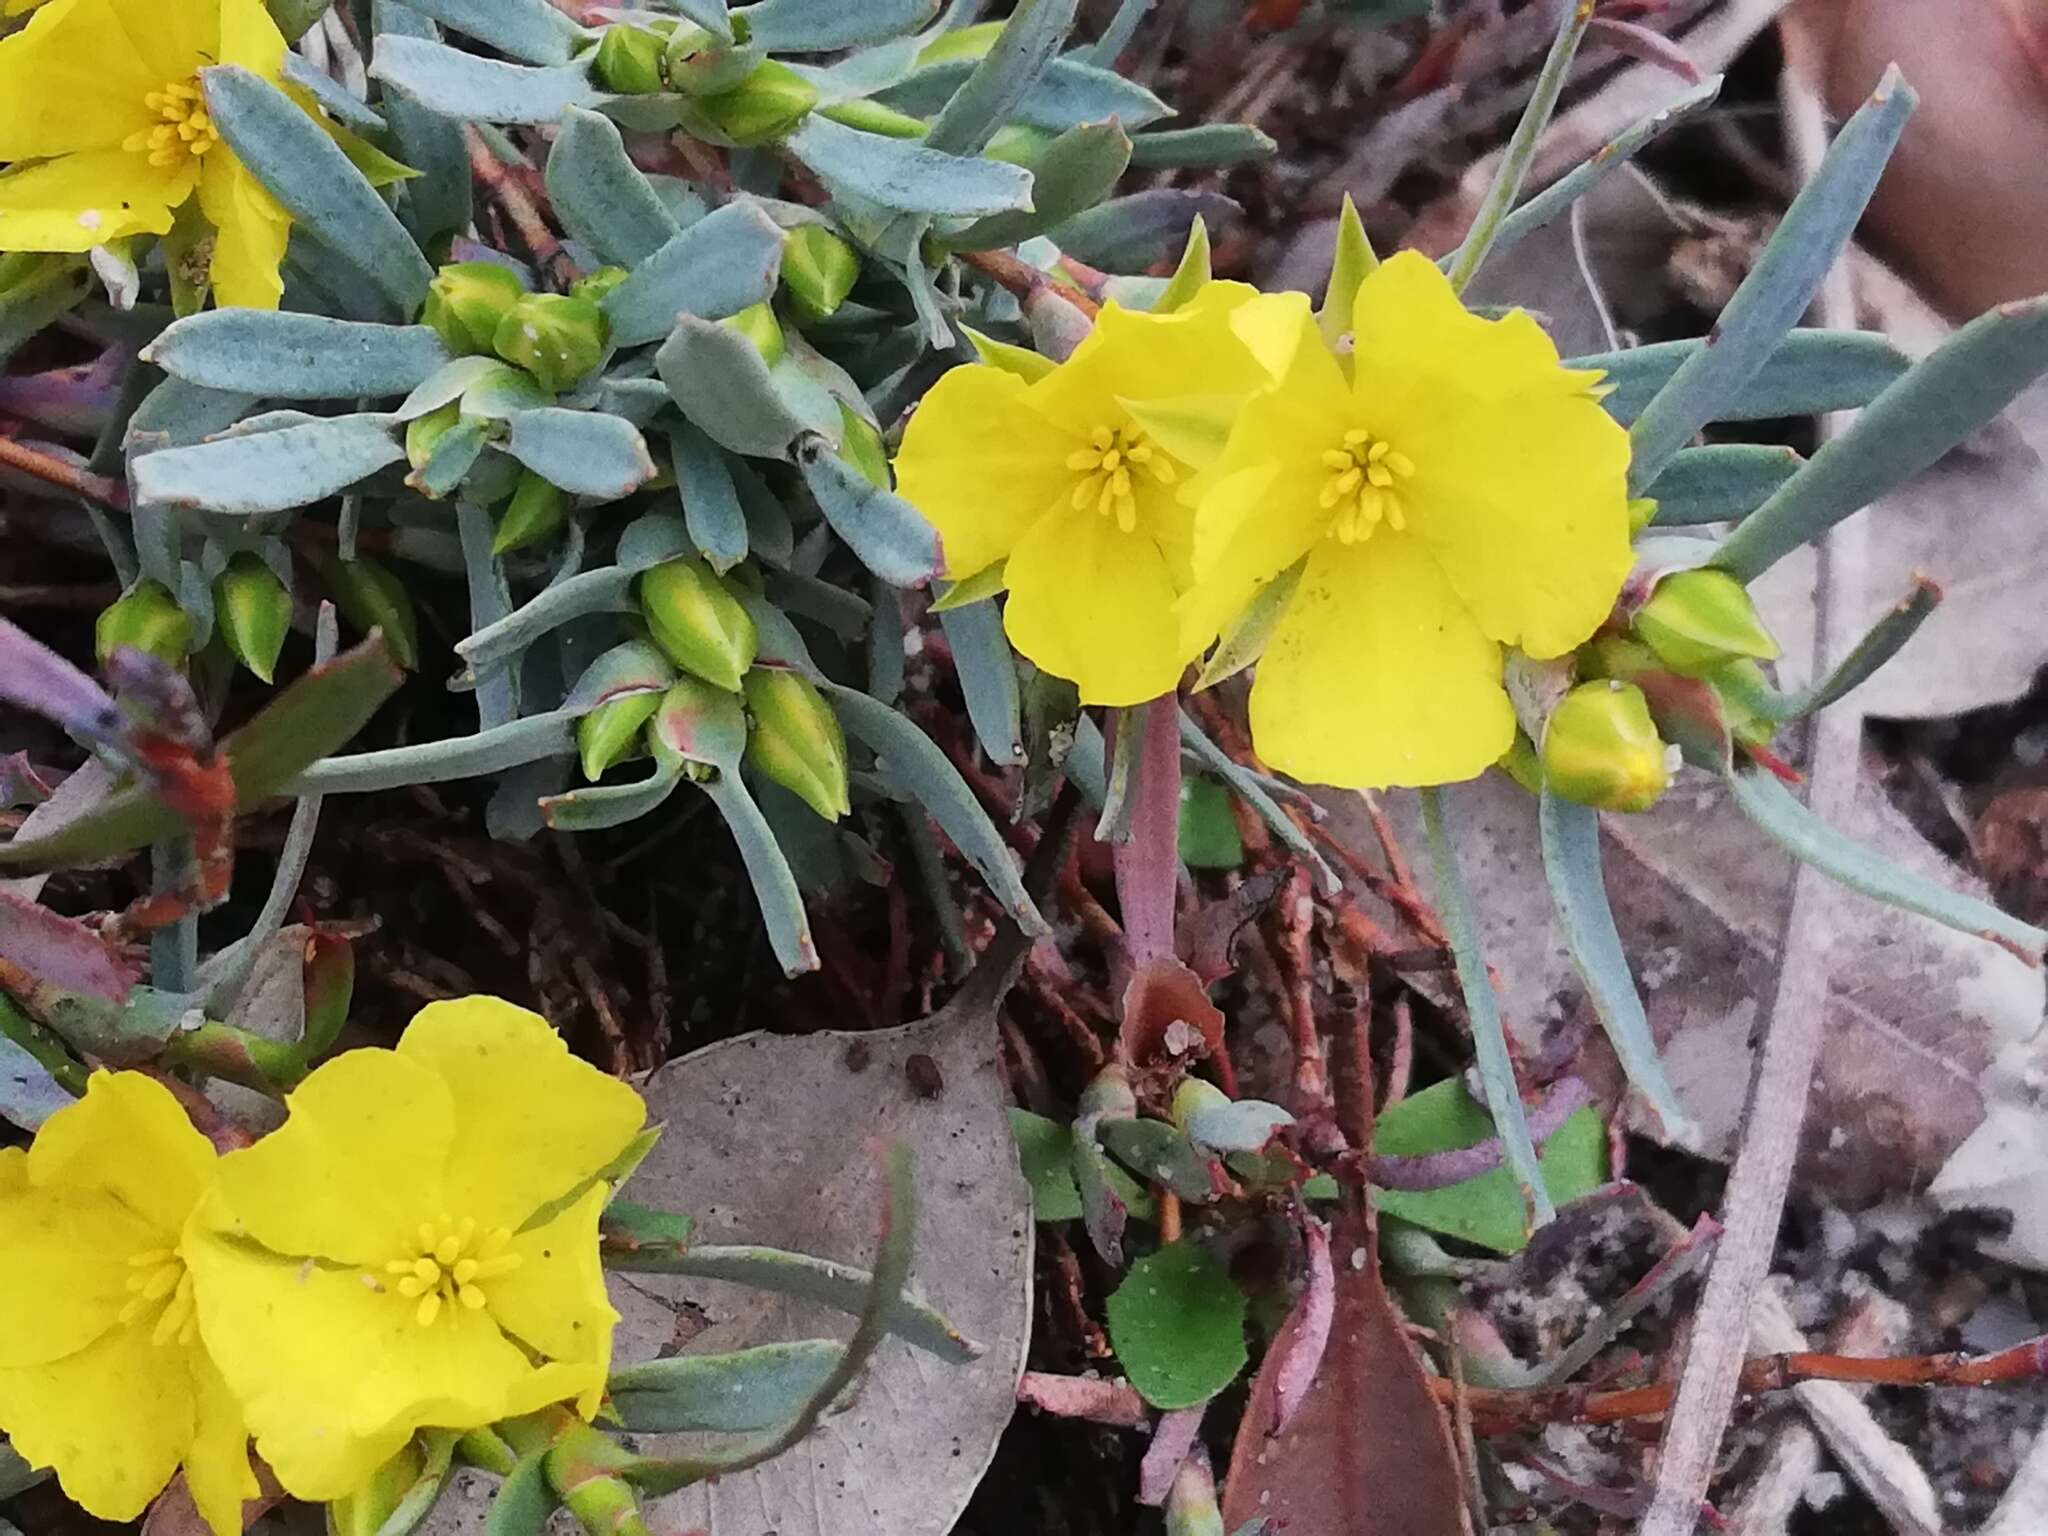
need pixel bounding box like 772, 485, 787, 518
1106, 1238, 1247, 1410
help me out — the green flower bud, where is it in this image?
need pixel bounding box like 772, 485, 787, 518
639, 558, 757, 692
95, 580, 191, 669
721, 301, 785, 365
662, 25, 762, 95
492, 292, 609, 394
684, 60, 818, 147
780, 224, 859, 322
421, 260, 526, 356
649, 673, 747, 771
743, 668, 849, 821
493, 470, 571, 555
1632, 567, 1780, 677
1170, 1077, 1229, 1132
579, 689, 664, 781
817, 98, 928, 139
326, 1438, 426, 1536
983, 123, 1058, 168
327, 555, 420, 671
213, 554, 292, 683
1541, 679, 1672, 814
1705, 658, 1780, 751
837, 402, 889, 490
592, 23, 669, 94
405, 400, 462, 473
570, 265, 630, 306
1496, 732, 1543, 796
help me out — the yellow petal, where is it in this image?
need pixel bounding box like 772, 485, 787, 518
1001, 497, 1191, 708
0, 0, 158, 158
486, 1183, 618, 1419
29, 1070, 216, 1234
1348, 252, 1633, 658
892, 364, 1077, 581
211, 1048, 452, 1267
216, 0, 286, 81
197, 152, 288, 310
346, 1296, 584, 1446
0, 1317, 193, 1521
394, 997, 645, 1235
0, 1147, 24, 1194
0, 148, 186, 251
103, 0, 215, 88
1249, 536, 1514, 790
0, 1182, 155, 1368
182, 1347, 259, 1536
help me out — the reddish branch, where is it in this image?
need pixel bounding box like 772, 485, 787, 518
956, 248, 1102, 320
0, 433, 127, 510
464, 127, 578, 287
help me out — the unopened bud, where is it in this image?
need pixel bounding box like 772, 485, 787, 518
579, 689, 663, 781
983, 123, 1057, 168
817, 98, 928, 139
1541, 679, 1671, 813
492, 292, 609, 395
570, 265, 629, 307
96, 580, 190, 669
683, 60, 818, 147
721, 301, 784, 366
326, 555, 420, 671
421, 261, 526, 356
326, 1439, 425, 1536
1632, 567, 1780, 677
743, 669, 849, 821
649, 673, 747, 770
781, 224, 859, 322
493, 471, 571, 555
639, 558, 757, 692
592, 23, 668, 94
662, 25, 762, 96
405, 400, 461, 473
836, 403, 888, 490
214, 554, 291, 683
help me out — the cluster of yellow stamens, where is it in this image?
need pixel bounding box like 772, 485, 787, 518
1319, 427, 1415, 544
123, 79, 219, 169
1066, 424, 1175, 534
380, 1216, 521, 1327
122, 1248, 198, 1347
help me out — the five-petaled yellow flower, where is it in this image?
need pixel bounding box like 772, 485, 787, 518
894, 282, 1307, 706
181, 997, 646, 1500
0, 1073, 257, 1536
0, 0, 294, 308
1166, 252, 1632, 789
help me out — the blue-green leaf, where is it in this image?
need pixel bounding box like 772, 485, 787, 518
398, 0, 585, 65
735, 0, 938, 50
702, 771, 819, 976
602, 201, 786, 346
0, 260, 91, 370
1576, 329, 1911, 427
143, 313, 450, 399
541, 755, 685, 831
132, 414, 403, 514
1627, 68, 1916, 488
1644, 443, 1804, 527
821, 680, 1046, 933
484, 1451, 556, 1536
202, 65, 435, 315
880, 56, 1170, 136
1726, 766, 2046, 959
547, 107, 682, 268
375, 1, 474, 247
0, 1032, 73, 1132
458, 568, 636, 669
501, 409, 657, 499
1176, 710, 1337, 891
924, 0, 1078, 156
1714, 293, 2048, 581
1538, 790, 1692, 1139
371, 33, 604, 123
609, 1340, 842, 1432
938, 598, 1023, 766
669, 421, 748, 573
945, 121, 1132, 251
291, 712, 579, 793
1127, 123, 1275, 170
794, 434, 943, 587
1050, 189, 1237, 270
787, 114, 1034, 216
657, 315, 808, 458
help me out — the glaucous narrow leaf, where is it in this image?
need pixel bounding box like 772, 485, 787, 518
602, 202, 787, 346
547, 107, 683, 268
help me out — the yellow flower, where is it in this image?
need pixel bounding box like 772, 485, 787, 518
0, 1073, 257, 1536
1170, 252, 1633, 789
894, 283, 1308, 706
181, 997, 646, 1501
0, 0, 294, 308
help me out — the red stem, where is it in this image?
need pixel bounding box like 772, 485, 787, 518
1112, 697, 1183, 966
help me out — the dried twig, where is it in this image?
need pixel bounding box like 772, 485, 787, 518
464, 126, 577, 287
0, 434, 128, 510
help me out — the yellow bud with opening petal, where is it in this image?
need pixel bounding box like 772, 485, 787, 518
743, 669, 849, 821
421, 261, 526, 357
1631, 567, 1780, 677
1541, 680, 1671, 813
639, 558, 757, 692
662, 23, 760, 95
95, 580, 190, 668
592, 23, 669, 95
685, 61, 819, 147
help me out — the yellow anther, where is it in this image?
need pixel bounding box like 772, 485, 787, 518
1066, 449, 1101, 472
151, 1273, 196, 1347
1089, 425, 1115, 450
480, 1227, 514, 1258
130, 74, 219, 170
1385, 450, 1416, 477
1320, 449, 1354, 470
416, 1292, 442, 1327
452, 1259, 480, 1285
413, 1257, 440, 1281
1367, 465, 1394, 488
418, 1222, 438, 1251
129, 1248, 176, 1268
1317, 428, 1413, 545
458, 1284, 488, 1310
396, 1275, 432, 1298
434, 1236, 462, 1266
138, 1262, 183, 1301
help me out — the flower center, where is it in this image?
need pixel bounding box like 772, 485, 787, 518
1065, 424, 1176, 535
123, 78, 220, 170
121, 1248, 198, 1347
377, 1217, 522, 1327
1318, 428, 1415, 544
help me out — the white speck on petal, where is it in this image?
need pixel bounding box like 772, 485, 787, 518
77, 208, 102, 230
